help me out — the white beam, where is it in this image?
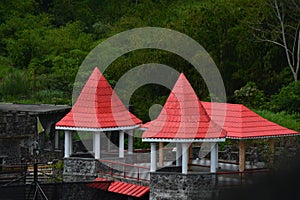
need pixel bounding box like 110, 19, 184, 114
94, 131, 101, 159
69, 131, 72, 155
176, 143, 182, 166
182, 143, 189, 174
92, 133, 96, 153
128, 130, 133, 155
210, 142, 217, 173
107, 132, 111, 152
64, 131, 70, 158
159, 142, 164, 167
150, 143, 157, 172
215, 142, 219, 169
119, 130, 125, 158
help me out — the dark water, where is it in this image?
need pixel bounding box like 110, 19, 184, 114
215, 152, 300, 200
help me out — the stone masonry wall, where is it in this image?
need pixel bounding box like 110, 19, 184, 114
0, 111, 36, 163
0, 111, 36, 138
150, 172, 215, 200
0, 139, 21, 164
63, 157, 99, 182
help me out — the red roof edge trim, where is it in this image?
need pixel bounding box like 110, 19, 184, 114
227, 133, 300, 140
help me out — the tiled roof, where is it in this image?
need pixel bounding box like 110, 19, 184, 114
142, 73, 227, 140
56, 67, 142, 130
88, 178, 149, 198
201, 102, 299, 139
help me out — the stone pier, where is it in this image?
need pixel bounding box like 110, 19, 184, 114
63, 157, 99, 182
150, 171, 215, 200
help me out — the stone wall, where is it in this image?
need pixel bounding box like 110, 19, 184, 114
0, 139, 21, 164
150, 172, 215, 200
0, 111, 36, 164
0, 111, 36, 138
63, 157, 99, 182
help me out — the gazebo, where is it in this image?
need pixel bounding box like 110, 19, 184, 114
142, 73, 227, 174
201, 101, 300, 172
55, 67, 142, 159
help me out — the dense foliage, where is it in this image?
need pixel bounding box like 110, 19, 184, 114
0, 0, 299, 124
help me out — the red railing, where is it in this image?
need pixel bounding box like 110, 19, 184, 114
98, 159, 150, 182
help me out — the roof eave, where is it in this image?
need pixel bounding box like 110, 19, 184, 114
55, 124, 141, 132
142, 138, 226, 142
227, 133, 300, 140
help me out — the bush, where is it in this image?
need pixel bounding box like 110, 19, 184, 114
233, 82, 266, 109
270, 81, 300, 114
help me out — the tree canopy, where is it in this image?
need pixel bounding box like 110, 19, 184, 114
0, 0, 299, 122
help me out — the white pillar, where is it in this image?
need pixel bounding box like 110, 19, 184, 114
92, 133, 96, 153
69, 131, 72, 155
176, 143, 182, 166
94, 131, 101, 159
119, 130, 124, 158
210, 142, 217, 173
150, 143, 157, 172
182, 143, 189, 174
55, 131, 59, 149
107, 132, 111, 152
64, 131, 70, 158
159, 142, 164, 167
215, 143, 219, 169
128, 130, 133, 155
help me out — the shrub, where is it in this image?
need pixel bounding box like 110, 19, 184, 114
233, 82, 266, 109
270, 81, 300, 114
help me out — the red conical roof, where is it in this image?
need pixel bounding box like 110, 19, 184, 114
56, 67, 142, 130
142, 73, 226, 141
201, 102, 299, 139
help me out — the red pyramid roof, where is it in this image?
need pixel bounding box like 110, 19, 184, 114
201, 102, 299, 139
142, 73, 227, 141
56, 67, 142, 130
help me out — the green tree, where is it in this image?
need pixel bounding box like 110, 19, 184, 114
233, 82, 266, 109
270, 81, 300, 113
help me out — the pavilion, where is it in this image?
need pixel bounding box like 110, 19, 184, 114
141, 74, 299, 174
201, 101, 300, 172
55, 67, 142, 159
142, 73, 227, 174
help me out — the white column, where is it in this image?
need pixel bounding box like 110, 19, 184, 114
92, 133, 96, 153
182, 143, 189, 174
119, 130, 125, 158
128, 130, 133, 155
159, 142, 164, 167
215, 143, 219, 169
176, 143, 182, 166
55, 131, 59, 149
94, 131, 101, 159
69, 131, 72, 155
150, 143, 157, 172
210, 142, 217, 173
64, 131, 70, 158
107, 132, 111, 152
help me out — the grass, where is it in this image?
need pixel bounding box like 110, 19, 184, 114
0, 56, 14, 78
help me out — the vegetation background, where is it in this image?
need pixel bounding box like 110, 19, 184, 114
0, 0, 299, 134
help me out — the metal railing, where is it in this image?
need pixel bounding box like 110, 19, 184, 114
215, 168, 270, 188
98, 159, 150, 182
